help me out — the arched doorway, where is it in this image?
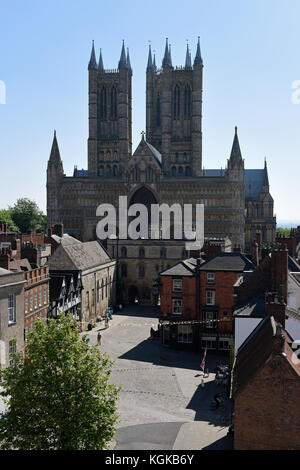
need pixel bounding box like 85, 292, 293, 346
128, 285, 139, 304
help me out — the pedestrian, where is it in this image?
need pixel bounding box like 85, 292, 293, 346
214, 392, 223, 409
97, 331, 102, 346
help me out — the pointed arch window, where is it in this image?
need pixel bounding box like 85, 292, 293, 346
185, 166, 192, 176
106, 165, 111, 177
113, 165, 118, 176
110, 86, 117, 119
100, 86, 107, 119
139, 247, 145, 258
121, 264, 127, 278
178, 166, 183, 177
184, 84, 191, 118
174, 84, 180, 119
146, 167, 152, 182
138, 264, 145, 279
171, 166, 176, 177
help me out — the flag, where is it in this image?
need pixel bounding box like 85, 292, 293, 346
200, 347, 207, 371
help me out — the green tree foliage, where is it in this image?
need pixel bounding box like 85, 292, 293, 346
276, 227, 291, 237
9, 198, 47, 233
0, 209, 20, 232
0, 314, 119, 450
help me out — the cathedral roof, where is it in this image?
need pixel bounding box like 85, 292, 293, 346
144, 141, 162, 165
203, 168, 266, 199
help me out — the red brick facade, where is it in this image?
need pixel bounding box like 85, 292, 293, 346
24, 266, 49, 331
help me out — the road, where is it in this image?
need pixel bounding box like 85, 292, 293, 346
85, 305, 233, 450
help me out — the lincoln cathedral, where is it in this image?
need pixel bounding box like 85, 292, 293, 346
47, 38, 276, 304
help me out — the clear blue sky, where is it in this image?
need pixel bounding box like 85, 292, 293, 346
0, 0, 299, 224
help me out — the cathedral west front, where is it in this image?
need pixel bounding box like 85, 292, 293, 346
47, 38, 276, 304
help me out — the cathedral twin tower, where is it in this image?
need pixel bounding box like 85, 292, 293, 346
87, 38, 204, 179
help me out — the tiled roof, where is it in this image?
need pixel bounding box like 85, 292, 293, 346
160, 257, 198, 277
52, 233, 82, 246
199, 252, 254, 272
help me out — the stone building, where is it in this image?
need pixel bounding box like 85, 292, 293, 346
46, 38, 276, 305
0, 268, 25, 368
48, 240, 116, 329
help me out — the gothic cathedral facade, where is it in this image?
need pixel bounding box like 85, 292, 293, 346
47, 39, 276, 304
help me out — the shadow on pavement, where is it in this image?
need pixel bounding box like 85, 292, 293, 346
119, 335, 229, 373
117, 305, 160, 319
202, 435, 234, 450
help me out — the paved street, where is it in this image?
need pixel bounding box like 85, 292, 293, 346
84, 305, 233, 450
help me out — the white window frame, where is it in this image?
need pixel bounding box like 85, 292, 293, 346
173, 278, 182, 293
206, 290, 215, 306
178, 324, 193, 343
9, 339, 17, 366
172, 298, 182, 315
207, 272, 215, 284
8, 294, 16, 324
204, 311, 218, 328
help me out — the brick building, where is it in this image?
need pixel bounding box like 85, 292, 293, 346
198, 253, 254, 351
160, 252, 254, 350
232, 315, 300, 450
160, 258, 200, 348
24, 266, 49, 332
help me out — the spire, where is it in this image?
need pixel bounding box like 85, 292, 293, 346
48, 130, 63, 173
153, 52, 157, 70
126, 47, 132, 75
185, 43, 192, 69
147, 44, 153, 72
229, 126, 243, 164
118, 40, 127, 69
162, 38, 172, 67
88, 40, 97, 70
194, 36, 203, 67
98, 48, 104, 71
263, 157, 269, 186
168, 43, 173, 67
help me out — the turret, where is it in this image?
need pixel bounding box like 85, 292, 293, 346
47, 130, 64, 179
88, 40, 97, 70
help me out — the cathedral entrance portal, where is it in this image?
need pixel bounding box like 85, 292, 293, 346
128, 285, 139, 304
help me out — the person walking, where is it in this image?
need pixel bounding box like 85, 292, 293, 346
97, 331, 102, 346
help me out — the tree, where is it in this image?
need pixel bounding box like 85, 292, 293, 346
0, 314, 120, 450
0, 209, 20, 232
9, 198, 46, 234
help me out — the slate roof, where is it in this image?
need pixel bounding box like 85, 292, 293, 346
203, 169, 265, 199
0, 267, 12, 276
160, 257, 198, 277
49, 241, 112, 272
234, 292, 266, 318
52, 233, 82, 247
199, 252, 254, 272
144, 141, 162, 165
73, 168, 88, 177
